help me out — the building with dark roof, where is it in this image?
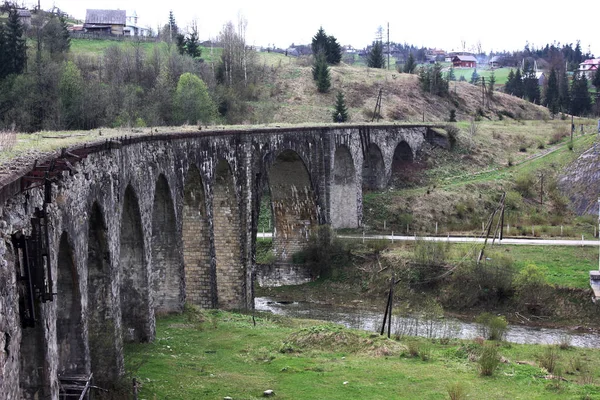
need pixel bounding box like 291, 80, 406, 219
84, 9, 126, 35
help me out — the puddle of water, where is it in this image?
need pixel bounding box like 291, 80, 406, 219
255, 297, 600, 348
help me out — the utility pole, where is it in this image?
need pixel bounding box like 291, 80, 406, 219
387, 22, 390, 70
539, 172, 544, 205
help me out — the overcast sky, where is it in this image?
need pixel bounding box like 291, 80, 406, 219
32, 0, 599, 56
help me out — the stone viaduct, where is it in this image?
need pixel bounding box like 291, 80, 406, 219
0, 124, 446, 399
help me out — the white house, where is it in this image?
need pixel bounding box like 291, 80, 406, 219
578, 59, 600, 79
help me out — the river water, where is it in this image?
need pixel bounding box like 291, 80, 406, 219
255, 297, 600, 348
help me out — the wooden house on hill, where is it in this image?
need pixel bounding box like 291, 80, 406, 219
84, 9, 126, 35
579, 59, 600, 79
452, 55, 477, 68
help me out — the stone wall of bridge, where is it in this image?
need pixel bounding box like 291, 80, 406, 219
0, 124, 437, 399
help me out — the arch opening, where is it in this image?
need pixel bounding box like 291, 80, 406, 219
151, 175, 181, 313
87, 203, 116, 382
391, 141, 419, 188
56, 232, 85, 375
267, 150, 318, 261
119, 186, 149, 342
362, 144, 386, 191
182, 166, 212, 308
331, 145, 358, 229
213, 159, 243, 309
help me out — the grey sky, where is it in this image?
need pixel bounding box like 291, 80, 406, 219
31, 0, 599, 56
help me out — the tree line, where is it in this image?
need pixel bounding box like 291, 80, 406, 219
0, 7, 271, 132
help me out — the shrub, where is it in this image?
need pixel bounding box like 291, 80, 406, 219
478, 344, 500, 376
448, 109, 457, 122
406, 340, 420, 357
514, 264, 551, 314
514, 171, 536, 198
475, 313, 508, 341
538, 345, 560, 373
447, 382, 467, 400
444, 124, 460, 149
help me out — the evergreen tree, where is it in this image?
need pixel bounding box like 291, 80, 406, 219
513, 68, 524, 98
418, 64, 448, 96
312, 52, 330, 93
403, 52, 416, 73
168, 10, 178, 41
0, 23, 7, 80
311, 27, 328, 56
326, 35, 342, 65
311, 27, 341, 65
570, 71, 591, 116
446, 66, 456, 81
543, 67, 559, 114
5, 7, 27, 76
332, 91, 348, 122
43, 13, 71, 59
487, 71, 496, 98
367, 40, 385, 68
185, 25, 201, 59
505, 69, 515, 95
522, 61, 540, 104
469, 69, 480, 85
175, 34, 186, 55
592, 70, 600, 93
558, 67, 570, 112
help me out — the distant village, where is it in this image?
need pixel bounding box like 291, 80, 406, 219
8, 4, 600, 82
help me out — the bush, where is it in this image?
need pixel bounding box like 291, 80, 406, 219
447, 382, 467, 400
538, 345, 560, 373
299, 225, 350, 279
478, 344, 500, 376
514, 264, 551, 314
475, 313, 508, 341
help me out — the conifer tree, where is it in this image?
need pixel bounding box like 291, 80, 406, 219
558, 67, 570, 112
403, 52, 416, 74
311, 27, 341, 65
487, 71, 496, 98
5, 7, 27, 76
185, 24, 201, 58
513, 68, 524, 98
312, 52, 331, 93
570, 71, 591, 116
469, 69, 480, 85
0, 23, 7, 79
326, 35, 342, 65
544, 67, 559, 114
367, 40, 385, 68
332, 91, 348, 122
505, 69, 515, 95
593, 70, 600, 93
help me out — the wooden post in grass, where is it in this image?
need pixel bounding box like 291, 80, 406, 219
388, 274, 394, 338
380, 287, 391, 336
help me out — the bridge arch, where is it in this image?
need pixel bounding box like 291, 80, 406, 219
362, 143, 386, 190
213, 158, 244, 309
87, 202, 116, 382
331, 144, 358, 229
267, 149, 319, 261
151, 174, 182, 313
182, 165, 212, 308
56, 232, 85, 375
391, 140, 415, 187
119, 185, 150, 342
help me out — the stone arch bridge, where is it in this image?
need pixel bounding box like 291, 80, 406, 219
0, 124, 446, 399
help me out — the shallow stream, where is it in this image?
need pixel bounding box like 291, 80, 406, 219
255, 297, 600, 348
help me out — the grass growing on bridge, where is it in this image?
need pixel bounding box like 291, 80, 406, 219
125, 309, 600, 400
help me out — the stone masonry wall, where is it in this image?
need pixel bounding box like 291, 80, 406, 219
0, 124, 430, 399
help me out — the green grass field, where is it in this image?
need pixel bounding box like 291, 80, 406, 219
445, 244, 597, 289
125, 310, 600, 400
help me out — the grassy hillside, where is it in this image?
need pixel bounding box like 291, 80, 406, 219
261, 63, 548, 125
